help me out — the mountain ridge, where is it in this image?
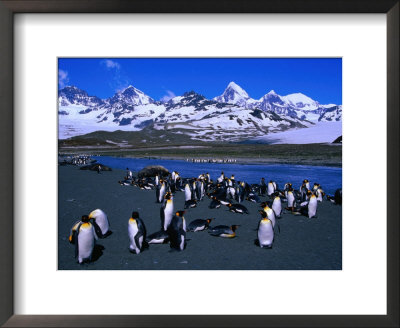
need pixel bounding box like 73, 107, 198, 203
58, 82, 342, 142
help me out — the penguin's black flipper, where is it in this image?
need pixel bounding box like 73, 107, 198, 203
160, 207, 165, 230
92, 221, 103, 239
134, 232, 144, 253
254, 239, 260, 246
74, 237, 79, 258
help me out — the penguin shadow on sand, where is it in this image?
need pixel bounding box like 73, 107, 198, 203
90, 244, 105, 263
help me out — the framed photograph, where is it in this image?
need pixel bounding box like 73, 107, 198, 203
0, 1, 398, 327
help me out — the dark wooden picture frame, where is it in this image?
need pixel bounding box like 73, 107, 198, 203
0, 1, 398, 327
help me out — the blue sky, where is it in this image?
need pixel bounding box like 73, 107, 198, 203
58, 58, 342, 104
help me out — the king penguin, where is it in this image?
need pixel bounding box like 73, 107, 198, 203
70, 215, 98, 264
167, 210, 187, 251
297, 192, 318, 218
271, 194, 282, 218
88, 208, 110, 238
187, 218, 214, 232
156, 180, 166, 203
267, 180, 276, 196
161, 192, 174, 231
256, 210, 274, 248
261, 202, 276, 228
208, 225, 239, 238
128, 211, 147, 254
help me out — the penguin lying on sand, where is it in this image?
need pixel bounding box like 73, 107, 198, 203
208, 225, 239, 238
227, 203, 249, 214
187, 218, 214, 232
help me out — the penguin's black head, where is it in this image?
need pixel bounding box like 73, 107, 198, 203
207, 218, 214, 223
260, 202, 266, 207
175, 210, 185, 217
231, 225, 239, 232
81, 215, 90, 223
131, 211, 139, 219
259, 210, 267, 218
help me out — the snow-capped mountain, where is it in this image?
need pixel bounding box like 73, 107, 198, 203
213, 82, 340, 122
58, 83, 341, 142
318, 105, 342, 122
59, 86, 104, 107
108, 85, 154, 106
213, 81, 252, 107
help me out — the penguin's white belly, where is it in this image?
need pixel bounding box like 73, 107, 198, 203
265, 209, 276, 227
78, 227, 95, 262
308, 199, 317, 218
185, 187, 191, 201
287, 194, 295, 207
179, 234, 185, 250
148, 238, 164, 244
272, 201, 282, 216
258, 223, 274, 247
194, 225, 205, 232
128, 223, 140, 252
163, 204, 174, 230
267, 185, 274, 195
159, 187, 165, 202
96, 213, 109, 234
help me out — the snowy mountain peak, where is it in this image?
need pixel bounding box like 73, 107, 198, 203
282, 93, 317, 107
267, 90, 277, 95
58, 86, 103, 107
225, 81, 249, 98
109, 85, 154, 106
213, 81, 250, 106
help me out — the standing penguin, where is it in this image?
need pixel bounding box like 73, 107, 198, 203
256, 210, 274, 248
156, 180, 166, 203
267, 180, 276, 197
299, 180, 309, 202
69, 215, 97, 264
167, 210, 187, 251
285, 187, 296, 211
259, 178, 267, 196
88, 209, 110, 238
315, 186, 325, 202
261, 202, 276, 229
297, 192, 318, 218
128, 212, 147, 254
160, 192, 174, 231
184, 182, 192, 201
271, 194, 282, 218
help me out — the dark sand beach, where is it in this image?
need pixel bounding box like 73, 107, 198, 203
58, 165, 342, 270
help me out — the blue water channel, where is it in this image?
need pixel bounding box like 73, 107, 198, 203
92, 156, 342, 195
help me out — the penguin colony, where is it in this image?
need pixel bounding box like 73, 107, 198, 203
70, 170, 342, 264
